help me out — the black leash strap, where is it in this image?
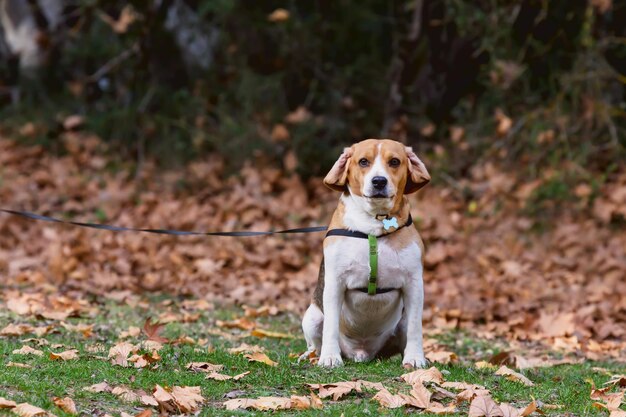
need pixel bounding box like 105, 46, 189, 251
0, 208, 327, 237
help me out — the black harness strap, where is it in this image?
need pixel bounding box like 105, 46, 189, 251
324, 213, 413, 239
353, 287, 397, 294
324, 213, 414, 295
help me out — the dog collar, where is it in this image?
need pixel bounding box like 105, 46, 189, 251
324, 213, 413, 240
324, 214, 413, 295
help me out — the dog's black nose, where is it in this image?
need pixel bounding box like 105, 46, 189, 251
372, 176, 388, 190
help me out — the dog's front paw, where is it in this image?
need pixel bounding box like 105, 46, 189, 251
318, 352, 344, 368
402, 355, 427, 369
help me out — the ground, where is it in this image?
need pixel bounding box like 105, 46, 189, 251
1, 137, 626, 415
0, 296, 625, 416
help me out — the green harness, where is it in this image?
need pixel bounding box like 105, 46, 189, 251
367, 234, 378, 295
324, 213, 414, 296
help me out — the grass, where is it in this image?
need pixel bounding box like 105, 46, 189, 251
0, 298, 624, 416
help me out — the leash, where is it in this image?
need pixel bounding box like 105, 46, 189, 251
0, 208, 327, 237
1, 208, 413, 296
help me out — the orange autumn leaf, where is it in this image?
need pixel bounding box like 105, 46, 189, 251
13, 403, 51, 417
49, 349, 79, 361
0, 397, 17, 409
142, 318, 169, 343
244, 352, 277, 366
250, 328, 293, 339
52, 397, 77, 415
216, 317, 256, 331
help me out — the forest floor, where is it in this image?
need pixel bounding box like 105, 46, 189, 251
1, 134, 626, 416
0, 299, 625, 416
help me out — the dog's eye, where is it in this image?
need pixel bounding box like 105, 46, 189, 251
359, 158, 369, 167
389, 158, 400, 167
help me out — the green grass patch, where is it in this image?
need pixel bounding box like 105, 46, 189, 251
0, 299, 624, 416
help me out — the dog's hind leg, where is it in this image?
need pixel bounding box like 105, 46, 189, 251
299, 303, 323, 362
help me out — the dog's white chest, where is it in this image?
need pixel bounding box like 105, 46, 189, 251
323, 236, 422, 360
325, 237, 421, 290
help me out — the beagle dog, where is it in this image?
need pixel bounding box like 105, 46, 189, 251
301, 139, 430, 368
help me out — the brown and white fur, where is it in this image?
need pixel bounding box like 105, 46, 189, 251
301, 139, 430, 368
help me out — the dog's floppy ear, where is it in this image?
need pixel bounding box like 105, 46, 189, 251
404, 146, 430, 194
324, 147, 353, 192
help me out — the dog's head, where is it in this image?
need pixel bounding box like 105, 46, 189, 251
324, 139, 430, 211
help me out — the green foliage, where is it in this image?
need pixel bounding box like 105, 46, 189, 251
0, 0, 624, 177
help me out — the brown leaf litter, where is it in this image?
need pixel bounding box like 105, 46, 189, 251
1, 136, 626, 357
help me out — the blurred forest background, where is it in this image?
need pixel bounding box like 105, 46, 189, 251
1, 0, 624, 178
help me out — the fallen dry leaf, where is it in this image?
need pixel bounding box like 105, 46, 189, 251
60, 322, 93, 338
206, 371, 250, 381
244, 352, 277, 366
170, 386, 204, 413
108, 342, 137, 367
0, 397, 17, 408
140, 395, 159, 407
519, 400, 537, 416
83, 382, 111, 393
307, 380, 383, 401
186, 362, 224, 373
49, 349, 78, 361
224, 394, 321, 411
6, 362, 32, 369
426, 351, 458, 364
457, 387, 492, 402
426, 401, 457, 414
401, 367, 445, 385
52, 397, 76, 415
12, 403, 52, 417
250, 328, 293, 339
216, 317, 256, 331
408, 382, 431, 408
606, 375, 626, 388
139, 340, 163, 351
495, 365, 534, 386
224, 398, 257, 410
499, 403, 521, 417
441, 381, 486, 391
372, 388, 406, 409
0, 323, 34, 336
6, 297, 31, 316
243, 304, 279, 318
12, 346, 43, 356
475, 361, 498, 370
308, 382, 359, 401
538, 312, 575, 338
119, 326, 141, 339
469, 395, 504, 417
289, 394, 323, 410
112, 386, 140, 403
128, 350, 160, 369
227, 343, 265, 354
152, 385, 204, 414
142, 318, 168, 343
